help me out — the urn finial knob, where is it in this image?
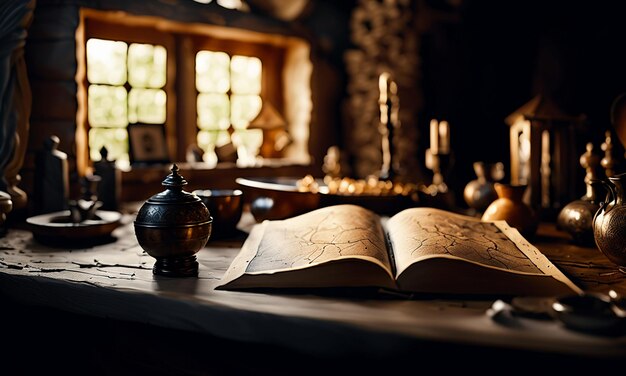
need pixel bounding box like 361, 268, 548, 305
162, 164, 187, 190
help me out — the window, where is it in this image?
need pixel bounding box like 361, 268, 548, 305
195, 51, 263, 166
86, 38, 167, 167
77, 9, 312, 175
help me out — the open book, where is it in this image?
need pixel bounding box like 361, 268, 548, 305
217, 205, 581, 296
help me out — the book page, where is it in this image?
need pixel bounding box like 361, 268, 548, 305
386, 208, 573, 280
246, 205, 393, 276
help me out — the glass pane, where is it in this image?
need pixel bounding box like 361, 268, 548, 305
197, 129, 231, 149
88, 85, 128, 127
128, 43, 167, 89
233, 129, 262, 165
128, 88, 166, 124
197, 129, 230, 167
197, 93, 230, 130
231, 94, 262, 129
233, 129, 262, 151
88, 128, 129, 164
230, 55, 261, 94
86, 38, 127, 85
216, 0, 245, 10
196, 51, 230, 93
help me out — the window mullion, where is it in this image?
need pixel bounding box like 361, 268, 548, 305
175, 35, 197, 162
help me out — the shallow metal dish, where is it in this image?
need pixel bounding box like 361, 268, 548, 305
236, 177, 418, 221
26, 210, 122, 247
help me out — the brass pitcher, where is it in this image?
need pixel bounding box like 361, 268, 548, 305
592, 172, 626, 273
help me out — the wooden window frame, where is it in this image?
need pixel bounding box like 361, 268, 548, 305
77, 13, 176, 174
77, 8, 301, 177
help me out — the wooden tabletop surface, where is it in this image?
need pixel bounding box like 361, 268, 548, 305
1, 210, 625, 362
532, 222, 626, 296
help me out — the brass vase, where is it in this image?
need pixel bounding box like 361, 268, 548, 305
134, 165, 212, 277
592, 173, 626, 273
557, 182, 602, 246
463, 161, 504, 212
481, 183, 538, 238
557, 141, 602, 246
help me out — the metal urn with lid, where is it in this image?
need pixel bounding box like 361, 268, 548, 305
134, 164, 212, 277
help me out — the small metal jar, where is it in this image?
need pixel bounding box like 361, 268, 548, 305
134, 164, 212, 277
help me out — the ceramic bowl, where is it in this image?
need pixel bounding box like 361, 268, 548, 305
235, 177, 320, 222
193, 189, 244, 239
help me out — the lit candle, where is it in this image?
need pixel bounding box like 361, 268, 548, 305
430, 119, 439, 154
439, 120, 449, 154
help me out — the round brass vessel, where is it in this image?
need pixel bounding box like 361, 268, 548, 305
134, 164, 212, 277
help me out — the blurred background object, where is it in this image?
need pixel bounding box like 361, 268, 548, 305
463, 161, 504, 215
193, 189, 244, 240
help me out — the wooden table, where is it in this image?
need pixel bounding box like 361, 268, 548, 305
1, 211, 625, 374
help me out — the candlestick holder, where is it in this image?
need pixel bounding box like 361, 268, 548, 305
421, 148, 455, 209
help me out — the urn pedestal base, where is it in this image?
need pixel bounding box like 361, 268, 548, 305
153, 255, 199, 277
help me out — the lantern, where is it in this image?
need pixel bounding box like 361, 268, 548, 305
505, 95, 586, 218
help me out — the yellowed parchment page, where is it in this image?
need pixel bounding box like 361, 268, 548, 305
386, 207, 581, 295
218, 204, 396, 290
